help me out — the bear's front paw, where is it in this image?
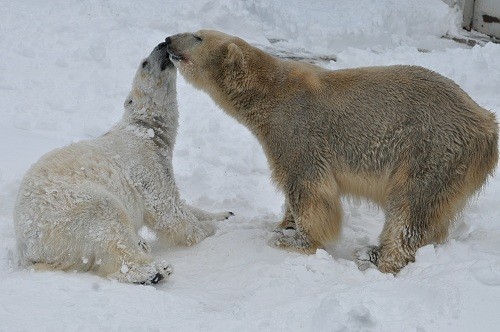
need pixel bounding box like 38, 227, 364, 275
211, 211, 234, 221
273, 232, 318, 254
353, 245, 380, 271
274, 219, 296, 233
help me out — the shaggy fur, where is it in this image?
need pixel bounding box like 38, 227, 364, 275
165, 30, 498, 274
14, 42, 232, 284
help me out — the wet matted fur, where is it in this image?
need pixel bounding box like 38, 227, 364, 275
166, 30, 498, 274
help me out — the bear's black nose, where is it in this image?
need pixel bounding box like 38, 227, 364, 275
157, 42, 167, 49
165, 37, 172, 45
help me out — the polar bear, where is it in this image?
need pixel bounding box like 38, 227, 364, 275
14, 42, 233, 284
165, 30, 498, 274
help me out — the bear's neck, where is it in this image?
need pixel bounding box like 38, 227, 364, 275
122, 94, 179, 153
212, 58, 291, 134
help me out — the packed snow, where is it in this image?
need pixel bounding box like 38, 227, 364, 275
1, 0, 499, 331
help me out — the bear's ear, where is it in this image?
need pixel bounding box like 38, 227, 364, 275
226, 43, 245, 69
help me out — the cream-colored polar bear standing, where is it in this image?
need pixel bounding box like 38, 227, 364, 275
14, 42, 232, 284
165, 30, 498, 274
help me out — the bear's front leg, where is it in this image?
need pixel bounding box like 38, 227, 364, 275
274, 179, 342, 254
274, 203, 296, 233
150, 206, 216, 247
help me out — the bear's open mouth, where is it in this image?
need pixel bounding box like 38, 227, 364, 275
168, 53, 185, 62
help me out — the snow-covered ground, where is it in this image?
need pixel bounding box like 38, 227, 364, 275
1, 0, 499, 330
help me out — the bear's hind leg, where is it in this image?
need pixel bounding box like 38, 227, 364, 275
98, 223, 173, 284
98, 226, 173, 284
369, 171, 468, 274
77, 198, 173, 284
108, 261, 173, 284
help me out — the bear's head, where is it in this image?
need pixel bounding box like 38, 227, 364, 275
125, 42, 177, 113
165, 30, 254, 91
165, 30, 279, 119
165, 30, 246, 89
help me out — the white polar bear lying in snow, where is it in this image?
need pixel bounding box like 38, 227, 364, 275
13, 42, 233, 284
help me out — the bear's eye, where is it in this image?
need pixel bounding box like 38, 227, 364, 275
142, 60, 149, 68
128, 100, 133, 105
194, 35, 202, 42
